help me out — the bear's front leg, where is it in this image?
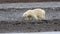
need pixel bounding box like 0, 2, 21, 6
33, 15, 38, 20
27, 15, 33, 21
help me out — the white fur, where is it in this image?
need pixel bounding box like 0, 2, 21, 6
22, 8, 45, 20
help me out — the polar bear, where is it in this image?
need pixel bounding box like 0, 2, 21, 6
22, 8, 45, 20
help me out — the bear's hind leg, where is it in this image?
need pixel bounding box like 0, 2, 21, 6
39, 16, 45, 20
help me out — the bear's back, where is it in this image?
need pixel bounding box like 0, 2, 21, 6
33, 8, 45, 16
33, 8, 45, 14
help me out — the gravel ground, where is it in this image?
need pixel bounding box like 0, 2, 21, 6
0, 7, 60, 33
0, 2, 60, 33
0, 2, 60, 8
